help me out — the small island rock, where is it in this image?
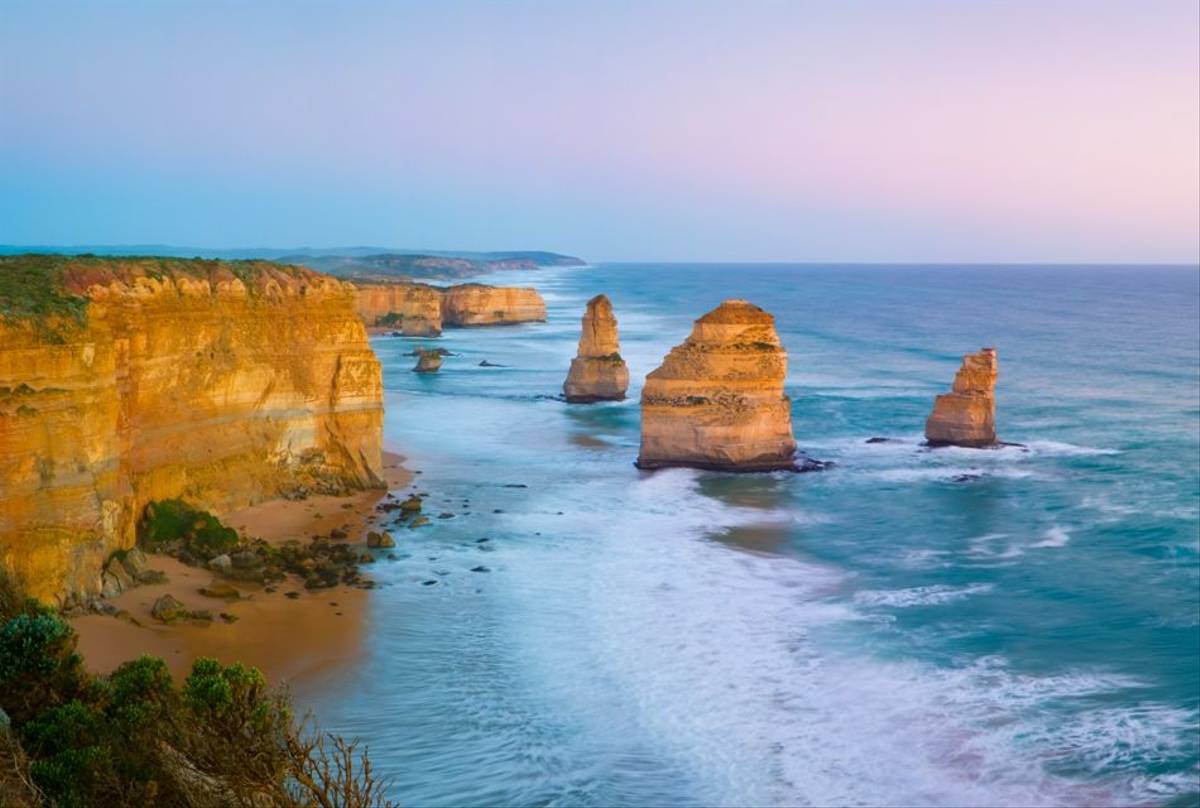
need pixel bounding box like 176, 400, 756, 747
413, 350, 442, 374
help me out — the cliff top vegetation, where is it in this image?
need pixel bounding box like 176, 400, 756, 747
0, 254, 334, 335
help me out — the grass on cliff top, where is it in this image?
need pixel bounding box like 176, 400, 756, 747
0, 254, 328, 338
0, 255, 89, 329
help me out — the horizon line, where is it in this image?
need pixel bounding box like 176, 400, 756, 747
1, 244, 1197, 268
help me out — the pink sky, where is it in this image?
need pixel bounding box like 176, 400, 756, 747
1, 1, 1197, 261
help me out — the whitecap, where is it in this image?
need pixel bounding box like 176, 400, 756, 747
1031, 525, 1072, 548
1025, 440, 1122, 457
854, 582, 994, 608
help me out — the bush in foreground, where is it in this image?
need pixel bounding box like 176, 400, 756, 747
0, 575, 395, 807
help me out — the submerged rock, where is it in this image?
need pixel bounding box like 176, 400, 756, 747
636, 300, 798, 471
925, 348, 999, 448
563, 294, 630, 403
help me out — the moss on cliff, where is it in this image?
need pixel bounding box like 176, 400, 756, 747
137, 500, 238, 560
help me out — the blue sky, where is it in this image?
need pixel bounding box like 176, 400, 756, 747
1, 0, 1197, 262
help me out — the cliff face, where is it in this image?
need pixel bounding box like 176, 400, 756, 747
637, 300, 797, 471
925, 348, 998, 447
440, 284, 546, 327
0, 257, 383, 602
563, 294, 629, 402
354, 282, 442, 335
352, 282, 547, 333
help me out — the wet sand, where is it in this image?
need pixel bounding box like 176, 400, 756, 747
71, 452, 413, 690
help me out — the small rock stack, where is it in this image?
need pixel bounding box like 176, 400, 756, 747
563, 294, 629, 402
924, 348, 999, 447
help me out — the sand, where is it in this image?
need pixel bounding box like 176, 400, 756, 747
70, 451, 413, 691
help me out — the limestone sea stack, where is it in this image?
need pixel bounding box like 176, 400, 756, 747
563, 294, 629, 402
924, 347, 999, 447
441, 284, 546, 327
636, 300, 797, 471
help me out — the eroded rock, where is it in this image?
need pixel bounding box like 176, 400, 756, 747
636, 300, 797, 471
924, 348, 999, 448
564, 294, 629, 403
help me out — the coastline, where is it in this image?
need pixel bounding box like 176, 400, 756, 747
70, 450, 413, 689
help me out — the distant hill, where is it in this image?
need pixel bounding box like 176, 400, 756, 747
0, 245, 587, 281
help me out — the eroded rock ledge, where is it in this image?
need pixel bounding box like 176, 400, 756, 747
924, 347, 999, 447
636, 299, 799, 471
564, 294, 629, 402
0, 256, 384, 602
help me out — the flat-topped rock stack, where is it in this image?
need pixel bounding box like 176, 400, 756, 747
353, 281, 546, 335
925, 347, 999, 447
440, 284, 546, 327
636, 299, 798, 471
563, 294, 629, 402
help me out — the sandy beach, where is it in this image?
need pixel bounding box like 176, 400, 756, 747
71, 451, 413, 689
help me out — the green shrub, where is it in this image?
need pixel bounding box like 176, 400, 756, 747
0, 608, 89, 726
0, 577, 395, 806
138, 499, 238, 559
23, 701, 112, 808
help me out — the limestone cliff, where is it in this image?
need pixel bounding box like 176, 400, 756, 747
354, 282, 442, 336
925, 348, 999, 447
637, 300, 797, 471
353, 281, 546, 333
0, 256, 383, 602
440, 284, 546, 327
563, 294, 629, 402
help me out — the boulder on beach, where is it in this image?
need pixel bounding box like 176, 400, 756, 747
924, 348, 999, 448
636, 299, 798, 471
563, 294, 629, 403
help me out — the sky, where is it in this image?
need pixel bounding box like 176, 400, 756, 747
1, 0, 1197, 263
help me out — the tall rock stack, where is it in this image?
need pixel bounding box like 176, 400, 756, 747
636, 299, 797, 471
924, 347, 999, 447
563, 294, 629, 402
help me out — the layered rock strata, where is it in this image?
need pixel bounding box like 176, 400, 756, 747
924, 347, 999, 447
440, 284, 546, 327
0, 256, 384, 602
354, 282, 442, 335
563, 295, 629, 402
636, 300, 797, 471
353, 281, 546, 334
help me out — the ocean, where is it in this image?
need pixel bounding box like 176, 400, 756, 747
308, 263, 1200, 807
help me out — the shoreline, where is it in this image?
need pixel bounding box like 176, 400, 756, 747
70, 451, 413, 691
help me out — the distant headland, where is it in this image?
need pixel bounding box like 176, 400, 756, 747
0, 245, 587, 282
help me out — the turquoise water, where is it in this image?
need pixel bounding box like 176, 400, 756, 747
310, 264, 1199, 807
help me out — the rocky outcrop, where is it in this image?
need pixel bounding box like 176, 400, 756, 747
563, 294, 629, 402
925, 348, 999, 447
0, 256, 384, 602
636, 300, 797, 471
352, 281, 546, 333
412, 350, 442, 374
440, 284, 546, 327
354, 282, 442, 336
